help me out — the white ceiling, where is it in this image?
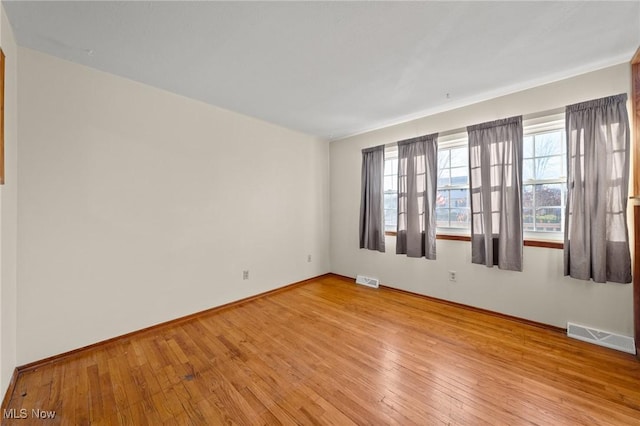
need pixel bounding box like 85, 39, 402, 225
4, 1, 640, 140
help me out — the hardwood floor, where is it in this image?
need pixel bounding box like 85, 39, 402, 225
4, 274, 640, 425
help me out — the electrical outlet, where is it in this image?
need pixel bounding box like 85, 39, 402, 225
307, 254, 312, 263
243, 270, 249, 280
448, 271, 457, 282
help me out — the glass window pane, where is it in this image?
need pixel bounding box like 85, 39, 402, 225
438, 168, 450, 187
535, 155, 563, 179
450, 167, 468, 186
384, 176, 393, 191
535, 132, 562, 156
449, 208, 470, 228
450, 188, 469, 208
523, 208, 534, 228
384, 159, 393, 175
450, 147, 467, 167
438, 149, 450, 170
523, 159, 534, 181
436, 208, 449, 228
384, 193, 397, 210
437, 190, 450, 208
523, 135, 534, 158
535, 184, 563, 207
535, 207, 562, 232
523, 185, 534, 209
384, 192, 397, 232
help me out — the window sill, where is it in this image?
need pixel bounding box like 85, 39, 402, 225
437, 234, 471, 242
385, 232, 563, 249
524, 239, 563, 249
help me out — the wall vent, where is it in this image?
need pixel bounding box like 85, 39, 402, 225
567, 322, 636, 355
355, 275, 379, 288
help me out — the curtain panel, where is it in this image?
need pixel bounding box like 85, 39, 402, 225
396, 134, 438, 259
564, 94, 632, 284
467, 116, 524, 271
359, 145, 386, 252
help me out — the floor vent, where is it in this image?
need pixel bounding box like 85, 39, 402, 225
567, 322, 636, 355
355, 275, 379, 288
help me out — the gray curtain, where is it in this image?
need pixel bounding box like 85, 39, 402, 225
359, 145, 385, 252
396, 134, 438, 259
564, 94, 631, 284
467, 116, 523, 271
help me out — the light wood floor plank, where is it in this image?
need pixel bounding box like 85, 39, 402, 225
4, 275, 640, 425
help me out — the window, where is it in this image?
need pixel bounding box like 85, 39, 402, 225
380, 113, 567, 242
383, 148, 398, 233
522, 126, 566, 236
436, 144, 470, 230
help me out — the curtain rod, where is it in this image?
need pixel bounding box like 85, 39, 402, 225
384, 106, 565, 147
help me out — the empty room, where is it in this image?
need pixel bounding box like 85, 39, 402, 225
0, 1, 639, 424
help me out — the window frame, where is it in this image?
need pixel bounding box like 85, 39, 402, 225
521, 114, 566, 243
383, 146, 398, 234
435, 133, 470, 235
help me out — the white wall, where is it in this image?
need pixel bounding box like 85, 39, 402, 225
17, 48, 330, 364
0, 4, 18, 396
331, 63, 634, 336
